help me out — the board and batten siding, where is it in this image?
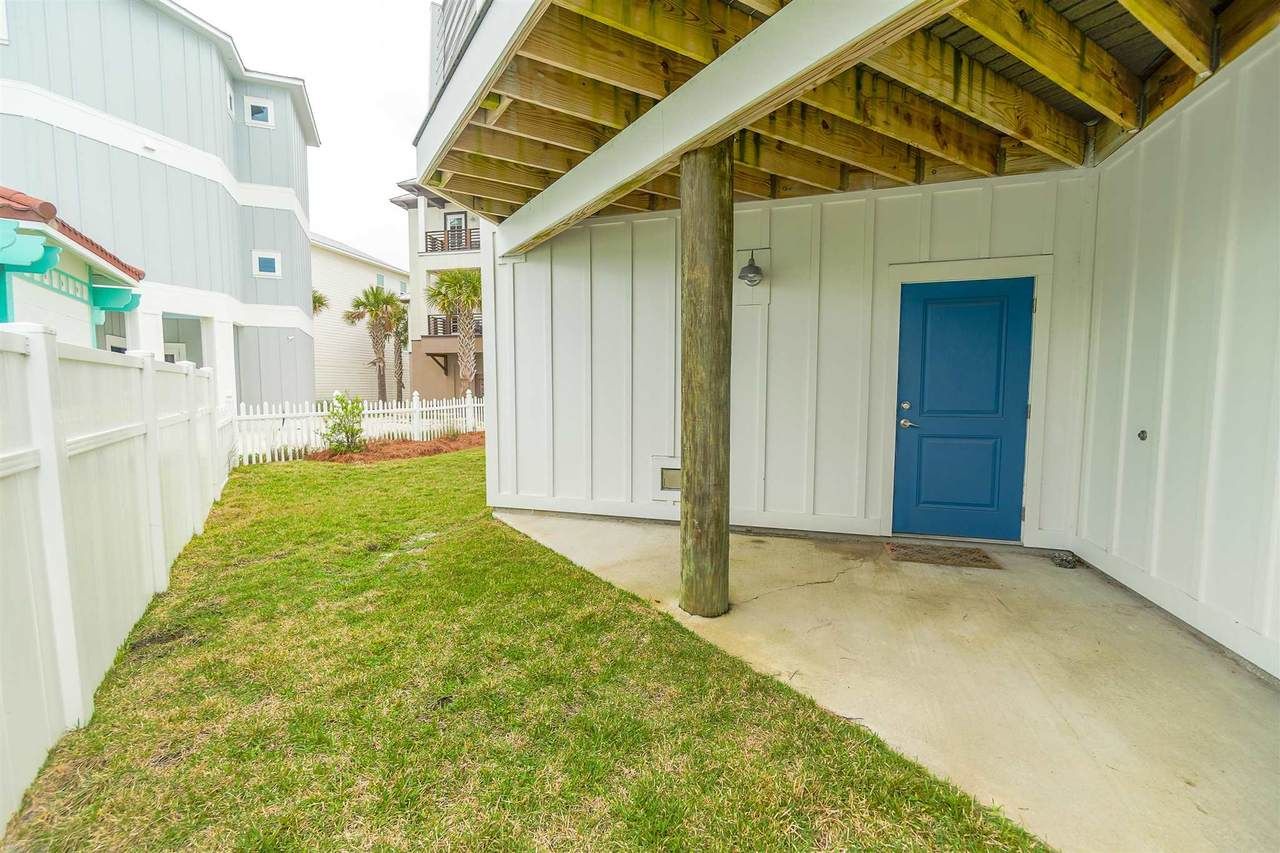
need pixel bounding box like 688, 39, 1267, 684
1076, 33, 1280, 674
0, 116, 312, 314
487, 168, 1098, 544
0, 0, 310, 204
483, 29, 1280, 675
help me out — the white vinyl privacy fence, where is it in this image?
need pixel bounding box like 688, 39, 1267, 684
235, 392, 485, 463
0, 323, 233, 825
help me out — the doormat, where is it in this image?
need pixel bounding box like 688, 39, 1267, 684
884, 541, 1002, 570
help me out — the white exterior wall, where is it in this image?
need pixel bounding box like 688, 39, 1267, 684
1075, 34, 1280, 675
482, 32, 1280, 675
486, 169, 1095, 538
310, 243, 408, 402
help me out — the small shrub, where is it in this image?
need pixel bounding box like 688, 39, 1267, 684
323, 392, 366, 454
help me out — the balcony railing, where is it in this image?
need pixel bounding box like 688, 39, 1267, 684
426, 314, 483, 337
425, 228, 480, 253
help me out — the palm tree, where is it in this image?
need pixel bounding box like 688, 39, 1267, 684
390, 300, 409, 404
343, 285, 401, 402
427, 268, 482, 394
312, 289, 329, 314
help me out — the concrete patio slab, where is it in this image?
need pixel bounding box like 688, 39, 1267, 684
496, 510, 1280, 853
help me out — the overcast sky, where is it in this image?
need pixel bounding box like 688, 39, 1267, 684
181, 0, 430, 271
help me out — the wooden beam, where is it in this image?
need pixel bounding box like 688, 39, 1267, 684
491, 55, 655, 129
748, 102, 917, 183
520, 5, 703, 100
733, 131, 864, 191
736, 0, 783, 14
484, 99, 618, 153
952, 0, 1142, 129
552, 0, 758, 61
1219, 0, 1280, 66
495, 0, 966, 255
1116, 0, 1214, 75
536, 6, 1003, 176
454, 124, 587, 173
678, 140, 733, 618
440, 149, 559, 191
430, 190, 518, 221
1093, 0, 1278, 164
800, 69, 1001, 175
432, 174, 537, 206
863, 28, 1086, 165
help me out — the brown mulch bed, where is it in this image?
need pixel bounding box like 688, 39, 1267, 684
306, 432, 484, 463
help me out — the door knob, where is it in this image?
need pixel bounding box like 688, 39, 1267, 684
899, 418, 919, 429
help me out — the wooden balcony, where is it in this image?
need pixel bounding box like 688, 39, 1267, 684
424, 228, 480, 253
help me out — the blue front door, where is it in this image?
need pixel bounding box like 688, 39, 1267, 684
892, 277, 1034, 541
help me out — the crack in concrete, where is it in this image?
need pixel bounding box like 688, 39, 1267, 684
735, 563, 859, 605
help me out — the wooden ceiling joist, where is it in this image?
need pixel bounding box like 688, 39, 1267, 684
748, 103, 917, 184
799, 70, 1001, 175
531, 6, 1007, 177
863, 28, 1086, 166
548, 0, 1092, 173
1115, 0, 1215, 75
951, 0, 1143, 129
483, 99, 617, 153
491, 55, 654, 129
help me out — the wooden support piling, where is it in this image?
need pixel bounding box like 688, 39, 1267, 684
678, 140, 734, 617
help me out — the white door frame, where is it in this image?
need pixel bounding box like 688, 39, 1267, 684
876, 255, 1055, 545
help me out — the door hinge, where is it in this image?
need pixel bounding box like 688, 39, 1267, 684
1026, 402, 1031, 420
1032, 297, 1038, 313
1021, 505, 1026, 521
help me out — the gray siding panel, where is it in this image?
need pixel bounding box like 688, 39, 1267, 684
3, 0, 307, 196
234, 327, 314, 405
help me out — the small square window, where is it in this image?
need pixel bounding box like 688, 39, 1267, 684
244, 96, 275, 128
252, 250, 282, 278
398, 279, 407, 295
660, 468, 681, 492
376, 273, 385, 287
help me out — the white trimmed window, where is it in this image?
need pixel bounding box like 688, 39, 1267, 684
226, 82, 235, 117
252, 250, 282, 278
244, 96, 275, 128
398, 279, 407, 295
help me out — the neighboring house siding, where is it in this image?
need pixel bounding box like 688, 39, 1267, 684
0, 0, 309, 200
0, 0, 316, 406
235, 325, 315, 406
0, 117, 310, 313
310, 242, 409, 402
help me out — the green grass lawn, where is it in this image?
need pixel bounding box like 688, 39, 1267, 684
6, 449, 1045, 851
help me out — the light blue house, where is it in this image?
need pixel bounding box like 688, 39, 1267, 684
0, 0, 320, 405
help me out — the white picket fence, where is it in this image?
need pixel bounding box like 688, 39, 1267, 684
0, 323, 234, 825
234, 392, 485, 464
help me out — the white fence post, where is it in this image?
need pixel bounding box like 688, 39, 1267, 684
411, 392, 422, 441
465, 389, 476, 432
199, 367, 218, 504
179, 361, 203, 535
127, 349, 170, 593
12, 323, 86, 728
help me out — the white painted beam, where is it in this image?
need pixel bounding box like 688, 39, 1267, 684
494, 0, 960, 257
414, 0, 552, 180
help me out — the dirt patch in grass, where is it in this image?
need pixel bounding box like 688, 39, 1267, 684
306, 432, 484, 463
